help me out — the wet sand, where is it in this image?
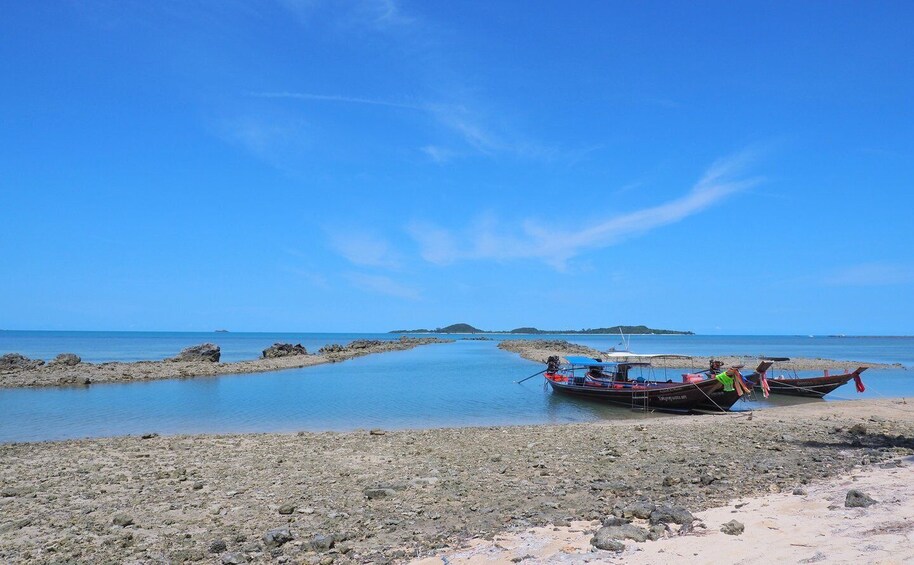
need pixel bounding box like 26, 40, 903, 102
2, 399, 913, 564
0, 337, 452, 389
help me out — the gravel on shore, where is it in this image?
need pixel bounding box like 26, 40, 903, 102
0, 337, 452, 389
2, 400, 913, 564
497, 339, 904, 371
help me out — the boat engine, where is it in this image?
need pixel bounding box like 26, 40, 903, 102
546, 355, 560, 373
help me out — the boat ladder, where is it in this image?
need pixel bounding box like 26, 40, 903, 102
631, 388, 649, 412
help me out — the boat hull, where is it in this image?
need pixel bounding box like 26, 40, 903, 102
546, 374, 723, 413
763, 373, 858, 397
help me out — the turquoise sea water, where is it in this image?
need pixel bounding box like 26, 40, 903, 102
0, 332, 912, 443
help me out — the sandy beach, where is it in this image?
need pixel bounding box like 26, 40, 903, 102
2, 399, 913, 564
0, 337, 451, 389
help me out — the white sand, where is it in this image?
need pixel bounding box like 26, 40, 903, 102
416, 456, 914, 565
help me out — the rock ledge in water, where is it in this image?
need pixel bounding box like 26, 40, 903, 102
169, 343, 221, 363
0, 353, 44, 371
262, 343, 308, 358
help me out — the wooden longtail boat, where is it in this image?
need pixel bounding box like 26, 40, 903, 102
760, 357, 867, 397
602, 352, 773, 412
543, 356, 724, 413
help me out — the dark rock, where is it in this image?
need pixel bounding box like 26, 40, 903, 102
369, 429, 386, 436
49, 353, 81, 366
170, 343, 221, 363
308, 533, 335, 551
193, 481, 204, 490
590, 527, 626, 551
793, 488, 808, 496
0, 353, 44, 371
278, 503, 295, 515
141, 433, 159, 439
845, 489, 877, 508
262, 527, 293, 547
621, 501, 655, 520
593, 524, 649, 542
209, 539, 227, 553
848, 423, 867, 435
262, 343, 308, 358
112, 513, 134, 527
318, 344, 345, 354
721, 520, 744, 535
678, 521, 694, 535
601, 516, 628, 527
649, 505, 694, 525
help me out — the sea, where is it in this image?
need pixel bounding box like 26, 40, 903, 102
1, 331, 912, 443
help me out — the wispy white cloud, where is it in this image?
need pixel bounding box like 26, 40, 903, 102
329, 231, 402, 269
420, 145, 459, 163
346, 272, 422, 300
823, 263, 914, 286
408, 152, 762, 269
250, 91, 422, 110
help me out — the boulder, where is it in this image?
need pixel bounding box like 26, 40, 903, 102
845, 489, 877, 508
318, 344, 344, 355
262, 343, 308, 358
590, 528, 626, 551
262, 527, 293, 548
49, 353, 81, 366
278, 503, 295, 515
0, 353, 44, 371
308, 533, 335, 551
649, 505, 694, 525
721, 520, 744, 535
592, 524, 649, 543
170, 343, 220, 363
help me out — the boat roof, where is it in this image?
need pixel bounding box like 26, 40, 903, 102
563, 355, 653, 368
564, 356, 618, 367
761, 356, 791, 362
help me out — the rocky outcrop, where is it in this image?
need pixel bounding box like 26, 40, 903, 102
49, 353, 81, 366
262, 343, 307, 358
168, 343, 221, 363
0, 354, 44, 372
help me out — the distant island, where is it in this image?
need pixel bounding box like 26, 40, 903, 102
389, 323, 692, 335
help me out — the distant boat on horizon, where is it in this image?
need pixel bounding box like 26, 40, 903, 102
214, 329, 229, 333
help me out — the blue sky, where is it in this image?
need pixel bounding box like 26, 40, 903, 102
2, 1, 912, 334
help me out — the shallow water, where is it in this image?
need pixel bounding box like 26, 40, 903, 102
0, 333, 911, 443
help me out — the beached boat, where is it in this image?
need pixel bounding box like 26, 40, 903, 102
761, 357, 867, 397
602, 352, 773, 412
543, 355, 724, 413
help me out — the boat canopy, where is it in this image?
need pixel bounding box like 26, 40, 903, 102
564, 356, 619, 368
761, 356, 791, 362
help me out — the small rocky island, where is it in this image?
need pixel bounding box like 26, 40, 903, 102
391, 323, 693, 335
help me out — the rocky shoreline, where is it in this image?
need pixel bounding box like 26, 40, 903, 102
497, 339, 904, 371
1, 400, 913, 564
0, 337, 452, 389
